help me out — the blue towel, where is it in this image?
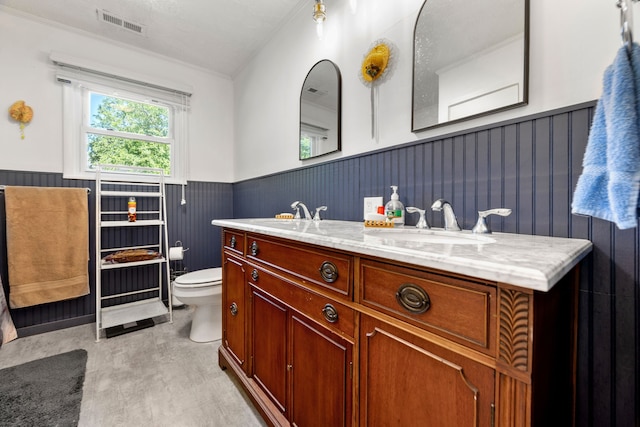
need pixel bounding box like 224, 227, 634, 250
572, 44, 640, 229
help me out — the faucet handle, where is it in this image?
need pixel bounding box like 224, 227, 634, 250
479, 208, 512, 218
406, 207, 430, 229
313, 206, 327, 221
472, 208, 512, 234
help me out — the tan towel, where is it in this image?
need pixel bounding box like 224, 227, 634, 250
5, 186, 89, 308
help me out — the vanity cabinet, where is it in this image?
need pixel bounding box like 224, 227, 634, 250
216, 225, 579, 427
249, 268, 354, 426
359, 259, 496, 426
358, 257, 577, 427
219, 232, 355, 427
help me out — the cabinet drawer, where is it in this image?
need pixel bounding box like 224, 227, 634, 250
248, 264, 356, 339
360, 259, 496, 354
246, 233, 352, 299
223, 229, 244, 256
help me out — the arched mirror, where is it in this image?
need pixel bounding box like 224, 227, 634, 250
300, 60, 341, 160
412, 0, 529, 132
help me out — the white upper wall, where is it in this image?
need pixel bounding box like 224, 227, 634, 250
0, 7, 234, 183
0, 1, 630, 183
233, 0, 627, 181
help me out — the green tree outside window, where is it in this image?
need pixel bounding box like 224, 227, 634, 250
88, 94, 171, 175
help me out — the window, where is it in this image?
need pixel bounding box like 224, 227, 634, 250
300, 122, 328, 159
86, 91, 172, 175
55, 54, 190, 184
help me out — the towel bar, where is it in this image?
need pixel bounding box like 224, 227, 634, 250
0, 185, 91, 194
618, 0, 639, 55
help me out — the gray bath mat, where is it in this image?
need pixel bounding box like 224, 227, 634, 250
0, 349, 87, 426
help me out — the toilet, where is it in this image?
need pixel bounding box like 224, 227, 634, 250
172, 268, 222, 343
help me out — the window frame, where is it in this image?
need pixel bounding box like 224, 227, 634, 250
60, 73, 188, 184
300, 122, 328, 159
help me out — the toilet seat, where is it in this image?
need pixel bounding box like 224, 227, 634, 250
174, 268, 222, 288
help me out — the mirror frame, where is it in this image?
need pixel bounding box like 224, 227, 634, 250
299, 59, 342, 160
411, 0, 530, 132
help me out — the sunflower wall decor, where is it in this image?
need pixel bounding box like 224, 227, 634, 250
359, 39, 397, 142
8, 100, 34, 140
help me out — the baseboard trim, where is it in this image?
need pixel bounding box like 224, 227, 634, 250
16, 314, 94, 338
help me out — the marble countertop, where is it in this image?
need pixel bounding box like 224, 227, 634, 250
211, 218, 593, 292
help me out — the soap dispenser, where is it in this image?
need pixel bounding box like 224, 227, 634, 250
385, 185, 405, 226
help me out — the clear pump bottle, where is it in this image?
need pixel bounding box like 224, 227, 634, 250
385, 185, 405, 226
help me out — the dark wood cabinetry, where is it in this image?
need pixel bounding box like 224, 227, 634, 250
290, 313, 352, 427
360, 314, 495, 427
251, 285, 288, 413
217, 227, 578, 427
251, 278, 353, 426
359, 259, 497, 354
221, 254, 247, 371
219, 232, 355, 426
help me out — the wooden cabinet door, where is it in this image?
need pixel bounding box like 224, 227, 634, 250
290, 313, 353, 427
251, 286, 288, 415
360, 315, 495, 427
222, 254, 247, 370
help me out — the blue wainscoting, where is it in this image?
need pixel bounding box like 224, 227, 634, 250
233, 101, 637, 427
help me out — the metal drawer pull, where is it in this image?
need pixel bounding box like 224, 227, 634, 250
250, 241, 259, 256
251, 269, 259, 281
251, 241, 258, 256
396, 283, 430, 314
322, 304, 339, 323
229, 235, 236, 249
319, 261, 338, 283
230, 302, 238, 316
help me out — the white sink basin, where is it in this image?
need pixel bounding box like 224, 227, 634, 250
363, 228, 495, 245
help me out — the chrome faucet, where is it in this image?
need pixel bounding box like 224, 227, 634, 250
291, 201, 312, 220
406, 207, 430, 229
430, 199, 461, 231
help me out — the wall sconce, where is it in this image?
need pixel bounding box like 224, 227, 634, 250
313, 0, 326, 39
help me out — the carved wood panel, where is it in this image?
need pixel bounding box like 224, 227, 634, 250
498, 288, 530, 372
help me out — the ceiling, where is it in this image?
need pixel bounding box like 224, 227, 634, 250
0, 0, 305, 77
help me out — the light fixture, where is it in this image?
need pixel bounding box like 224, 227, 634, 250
313, 0, 326, 39
313, 0, 326, 23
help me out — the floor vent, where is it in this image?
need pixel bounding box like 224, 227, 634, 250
97, 9, 146, 36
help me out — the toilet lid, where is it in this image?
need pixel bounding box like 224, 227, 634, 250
174, 268, 222, 285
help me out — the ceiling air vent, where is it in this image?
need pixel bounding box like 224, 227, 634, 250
96, 9, 146, 36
